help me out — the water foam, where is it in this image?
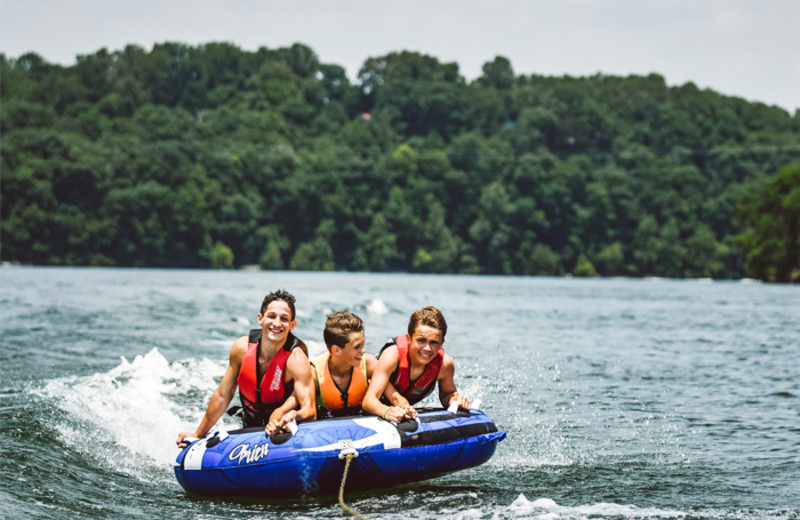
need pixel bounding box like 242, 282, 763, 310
367, 298, 389, 316
37, 348, 227, 483
507, 494, 688, 519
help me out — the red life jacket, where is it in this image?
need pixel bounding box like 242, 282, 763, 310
380, 334, 444, 405
237, 329, 307, 427
311, 351, 368, 417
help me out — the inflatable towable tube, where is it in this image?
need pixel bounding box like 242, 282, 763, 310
174, 408, 506, 497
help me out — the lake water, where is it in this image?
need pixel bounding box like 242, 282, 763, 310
1, 267, 798, 519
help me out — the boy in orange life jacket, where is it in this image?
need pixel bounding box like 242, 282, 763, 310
176, 290, 316, 447
362, 306, 470, 423
309, 311, 379, 418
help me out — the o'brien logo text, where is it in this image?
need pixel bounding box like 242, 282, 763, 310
228, 442, 270, 465
269, 367, 283, 391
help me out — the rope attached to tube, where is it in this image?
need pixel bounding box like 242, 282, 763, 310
338, 453, 369, 520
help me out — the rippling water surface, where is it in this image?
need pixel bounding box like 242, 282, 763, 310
1, 267, 798, 519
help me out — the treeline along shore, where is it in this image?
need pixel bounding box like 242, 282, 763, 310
1, 42, 798, 281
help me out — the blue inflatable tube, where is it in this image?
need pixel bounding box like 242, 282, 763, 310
174, 408, 506, 497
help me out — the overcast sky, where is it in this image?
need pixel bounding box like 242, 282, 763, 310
1, 0, 798, 112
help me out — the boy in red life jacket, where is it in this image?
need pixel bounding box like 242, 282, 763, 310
309, 311, 378, 418
362, 306, 470, 423
176, 290, 315, 447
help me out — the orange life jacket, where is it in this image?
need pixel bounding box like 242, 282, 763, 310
311, 351, 368, 416
237, 329, 307, 427
380, 334, 444, 405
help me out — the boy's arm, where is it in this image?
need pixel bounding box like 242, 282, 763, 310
437, 354, 470, 410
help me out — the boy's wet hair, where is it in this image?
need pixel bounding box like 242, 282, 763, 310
408, 306, 447, 338
324, 311, 364, 349
260, 289, 297, 319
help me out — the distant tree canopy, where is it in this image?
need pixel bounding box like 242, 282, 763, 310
1, 42, 799, 281
735, 164, 800, 282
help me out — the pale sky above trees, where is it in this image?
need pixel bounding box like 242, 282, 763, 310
1, 0, 798, 112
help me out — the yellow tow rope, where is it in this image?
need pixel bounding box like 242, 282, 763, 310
338, 453, 369, 520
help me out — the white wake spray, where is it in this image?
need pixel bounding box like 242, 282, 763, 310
36, 349, 226, 484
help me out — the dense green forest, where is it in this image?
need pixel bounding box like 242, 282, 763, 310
1, 42, 799, 281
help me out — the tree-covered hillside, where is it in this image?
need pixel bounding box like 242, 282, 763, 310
1, 42, 798, 280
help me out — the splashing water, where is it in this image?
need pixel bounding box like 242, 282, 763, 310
36, 349, 225, 483
2, 268, 798, 520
